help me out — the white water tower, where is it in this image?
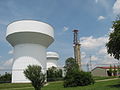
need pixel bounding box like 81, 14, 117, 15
6, 20, 54, 83
47, 52, 59, 69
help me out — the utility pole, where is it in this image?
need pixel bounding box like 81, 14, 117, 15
73, 30, 81, 70
89, 55, 92, 72
87, 62, 89, 72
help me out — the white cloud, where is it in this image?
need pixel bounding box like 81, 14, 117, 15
81, 61, 88, 65
3, 58, 13, 66
99, 47, 107, 54
113, 0, 120, 15
109, 28, 114, 33
8, 50, 13, 54
93, 53, 118, 66
81, 52, 86, 59
63, 26, 69, 32
98, 16, 106, 20
105, 28, 114, 37
0, 59, 13, 74
80, 36, 108, 49
80, 35, 119, 70
91, 56, 98, 61
100, 55, 118, 65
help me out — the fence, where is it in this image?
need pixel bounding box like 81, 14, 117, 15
0, 67, 64, 83
0, 64, 119, 83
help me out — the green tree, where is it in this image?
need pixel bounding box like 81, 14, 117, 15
63, 57, 94, 87
106, 17, 120, 60
108, 65, 113, 76
47, 66, 62, 81
117, 65, 120, 75
113, 65, 117, 76
24, 65, 45, 90
64, 57, 79, 75
0, 72, 11, 83
63, 57, 79, 87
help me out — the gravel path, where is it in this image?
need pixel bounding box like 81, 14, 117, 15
96, 78, 119, 82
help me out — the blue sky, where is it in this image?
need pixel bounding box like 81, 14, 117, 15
0, 0, 120, 72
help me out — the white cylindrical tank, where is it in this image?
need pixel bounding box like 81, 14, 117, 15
47, 52, 59, 69
6, 20, 54, 83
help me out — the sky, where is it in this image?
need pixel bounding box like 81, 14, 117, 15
0, 0, 120, 72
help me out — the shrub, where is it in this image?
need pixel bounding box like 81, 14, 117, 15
47, 66, 63, 81
64, 71, 94, 87
63, 57, 94, 87
24, 65, 45, 90
113, 65, 117, 76
77, 71, 94, 86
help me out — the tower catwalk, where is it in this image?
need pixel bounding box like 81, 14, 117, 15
73, 30, 81, 70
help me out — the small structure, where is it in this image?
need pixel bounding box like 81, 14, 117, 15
91, 67, 119, 77
6, 20, 54, 83
46, 52, 59, 69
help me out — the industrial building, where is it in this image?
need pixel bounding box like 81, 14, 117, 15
91, 67, 120, 77
6, 20, 54, 83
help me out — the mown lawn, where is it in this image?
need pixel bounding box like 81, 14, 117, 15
0, 79, 120, 90
93, 76, 118, 80
0, 83, 32, 90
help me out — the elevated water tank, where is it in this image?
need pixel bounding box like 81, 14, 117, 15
6, 20, 54, 83
47, 52, 59, 69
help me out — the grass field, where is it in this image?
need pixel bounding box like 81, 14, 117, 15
0, 79, 120, 90
93, 76, 118, 80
